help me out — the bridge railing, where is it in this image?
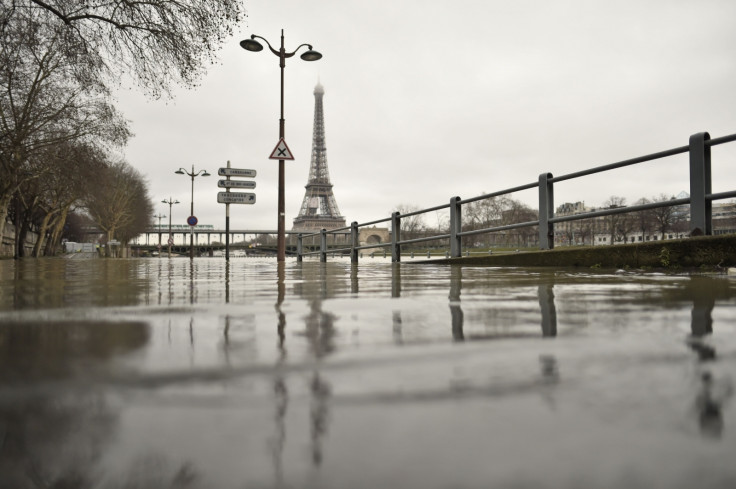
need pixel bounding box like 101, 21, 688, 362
296, 131, 736, 263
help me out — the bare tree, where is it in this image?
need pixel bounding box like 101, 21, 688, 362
633, 197, 652, 241
648, 193, 679, 239
603, 196, 627, 245
2, 1, 244, 255
465, 194, 509, 229
27, 142, 104, 256
0, 16, 130, 246
3, 0, 246, 98
500, 199, 537, 247
392, 204, 425, 241
574, 219, 594, 245
84, 158, 153, 253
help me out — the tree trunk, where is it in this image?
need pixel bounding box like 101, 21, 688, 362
17, 218, 31, 258
32, 212, 53, 257
0, 192, 12, 252
45, 206, 70, 256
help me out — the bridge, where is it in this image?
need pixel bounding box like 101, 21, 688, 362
131, 226, 390, 257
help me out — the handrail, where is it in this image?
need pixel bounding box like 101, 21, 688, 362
296, 131, 736, 263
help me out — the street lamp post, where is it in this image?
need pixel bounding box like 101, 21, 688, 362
175, 166, 210, 259
240, 29, 322, 262
162, 197, 180, 258
153, 213, 166, 256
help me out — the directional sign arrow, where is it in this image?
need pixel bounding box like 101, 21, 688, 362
218, 179, 256, 189
217, 192, 256, 204
218, 167, 257, 177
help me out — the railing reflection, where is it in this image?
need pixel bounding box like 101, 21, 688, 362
685, 276, 733, 439
449, 266, 464, 341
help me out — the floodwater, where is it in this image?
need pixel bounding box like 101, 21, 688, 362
1, 257, 736, 489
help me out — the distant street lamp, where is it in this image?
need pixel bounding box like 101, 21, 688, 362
175, 166, 210, 259
240, 29, 322, 262
153, 213, 166, 256
162, 197, 180, 257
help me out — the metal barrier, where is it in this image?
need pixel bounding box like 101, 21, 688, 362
296, 131, 736, 263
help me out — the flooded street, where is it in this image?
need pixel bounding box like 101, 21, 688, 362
1, 257, 736, 488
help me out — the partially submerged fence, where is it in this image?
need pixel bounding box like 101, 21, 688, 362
296, 131, 736, 263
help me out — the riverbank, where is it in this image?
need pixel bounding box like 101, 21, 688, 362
421, 234, 736, 269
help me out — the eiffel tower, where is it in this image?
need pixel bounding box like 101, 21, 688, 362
292, 82, 346, 231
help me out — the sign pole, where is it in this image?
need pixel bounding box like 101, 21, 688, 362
216, 166, 257, 261
225, 160, 231, 261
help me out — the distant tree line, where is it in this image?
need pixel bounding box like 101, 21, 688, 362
393, 195, 538, 249
558, 194, 694, 246
1, 1, 245, 257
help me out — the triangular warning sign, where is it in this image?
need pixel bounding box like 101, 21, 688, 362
268, 138, 295, 160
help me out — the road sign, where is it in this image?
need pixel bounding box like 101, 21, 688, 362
217, 192, 256, 204
269, 138, 294, 160
167, 237, 174, 245
218, 167, 257, 177
218, 179, 256, 189
187, 215, 198, 226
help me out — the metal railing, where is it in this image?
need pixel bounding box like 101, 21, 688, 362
296, 131, 736, 263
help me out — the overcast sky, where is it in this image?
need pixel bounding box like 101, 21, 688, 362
116, 0, 736, 232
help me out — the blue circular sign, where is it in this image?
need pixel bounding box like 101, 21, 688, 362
187, 215, 198, 226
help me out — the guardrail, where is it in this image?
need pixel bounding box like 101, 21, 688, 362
296, 131, 736, 263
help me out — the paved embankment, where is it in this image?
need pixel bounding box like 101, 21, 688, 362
421, 234, 736, 268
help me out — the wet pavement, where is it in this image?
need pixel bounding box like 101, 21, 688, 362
1, 257, 735, 488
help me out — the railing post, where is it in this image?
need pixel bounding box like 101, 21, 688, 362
538, 172, 554, 250
320, 229, 327, 262
350, 221, 359, 263
689, 132, 712, 235
391, 211, 401, 262
296, 233, 303, 262
450, 196, 462, 258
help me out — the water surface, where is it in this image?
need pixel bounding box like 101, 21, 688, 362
1, 257, 735, 488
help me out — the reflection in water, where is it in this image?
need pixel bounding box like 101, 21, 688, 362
272, 262, 289, 485
0, 320, 150, 488
0, 320, 149, 381
115, 456, 200, 489
685, 276, 734, 439
696, 371, 726, 439
690, 278, 716, 338
539, 355, 559, 381
309, 372, 332, 467
303, 301, 337, 358
539, 354, 560, 409
0, 392, 115, 489
270, 377, 289, 487
391, 263, 401, 298
350, 263, 359, 294
449, 266, 464, 341
538, 284, 557, 338
270, 263, 336, 480
225, 261, 231, 304
1, 259, 156, 310
446, 266, 558, 341
276, 263, 287, 357
392, 311, 403, 345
